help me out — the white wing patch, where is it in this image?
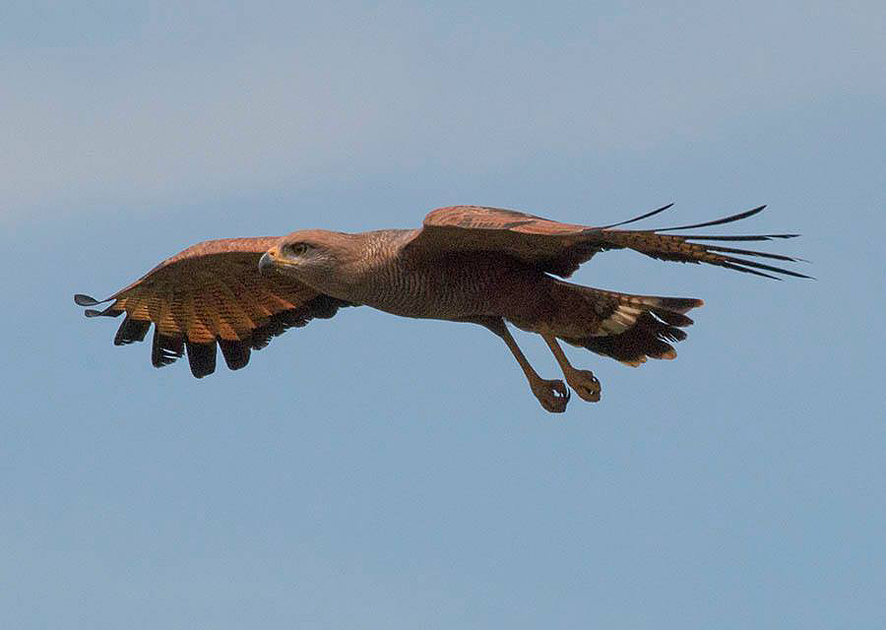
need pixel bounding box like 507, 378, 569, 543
596, 303, 643, 335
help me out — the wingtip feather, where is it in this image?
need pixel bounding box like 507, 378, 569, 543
655, 205, 768, 232
597, 202, 677, 230
74, 293, 105, 306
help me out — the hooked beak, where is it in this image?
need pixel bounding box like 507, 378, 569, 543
258, 251, 276, 274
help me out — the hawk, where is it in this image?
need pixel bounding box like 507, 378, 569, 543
75, 204, 807, 412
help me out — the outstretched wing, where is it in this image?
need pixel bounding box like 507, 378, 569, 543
75, 237, 353, 378
404, 204, 809, 279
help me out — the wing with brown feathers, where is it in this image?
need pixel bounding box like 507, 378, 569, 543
404, 205, 597, 276
74, 237, 353, 378
405, 204, 810, 279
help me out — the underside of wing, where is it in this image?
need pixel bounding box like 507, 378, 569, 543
405, 204, 809, 280
75, 237, 353, 378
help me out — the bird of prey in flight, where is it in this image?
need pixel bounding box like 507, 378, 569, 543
75, 204, 807, 412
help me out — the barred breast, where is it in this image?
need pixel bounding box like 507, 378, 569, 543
347, 231, 550, 321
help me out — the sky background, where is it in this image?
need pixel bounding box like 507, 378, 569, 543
2, 2, 884, 628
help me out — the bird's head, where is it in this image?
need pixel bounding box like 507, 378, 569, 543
260, 229, 359, 298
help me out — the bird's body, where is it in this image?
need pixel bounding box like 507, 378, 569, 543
76, 204, 807, 412
271, 229, 662, 337
261, 228, 546, 323
353, 237, 545, 321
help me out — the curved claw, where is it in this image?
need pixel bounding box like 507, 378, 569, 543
566, 369, 601, 403
531, 378, 570, 413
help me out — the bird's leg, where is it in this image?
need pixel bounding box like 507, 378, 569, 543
469, 317, 570, 413
542, 333, 601, 402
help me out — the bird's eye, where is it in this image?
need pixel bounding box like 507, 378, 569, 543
287, 243, 309, 256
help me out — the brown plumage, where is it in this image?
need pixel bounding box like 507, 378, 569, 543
75, 204, 807, 412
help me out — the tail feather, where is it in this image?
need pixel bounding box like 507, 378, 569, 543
578, 312, 685, 365
553, 284, 703, 367
650, 307, 694, 328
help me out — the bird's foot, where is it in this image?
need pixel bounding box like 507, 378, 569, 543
530, 377, 570, 413
565, 369, 601, 403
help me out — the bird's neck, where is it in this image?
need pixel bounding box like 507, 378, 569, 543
297, 229, 415, 304
332, 229, 416, 304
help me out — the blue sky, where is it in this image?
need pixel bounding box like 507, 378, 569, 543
2, 2, 884, 628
